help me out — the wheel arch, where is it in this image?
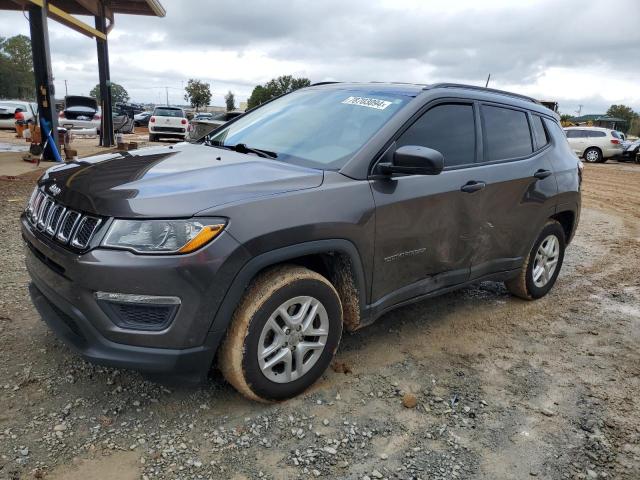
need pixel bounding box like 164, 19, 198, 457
210, 239, 368, 335
551, 209, 577, 244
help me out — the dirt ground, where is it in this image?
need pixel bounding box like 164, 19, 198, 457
0, 160, 639, 480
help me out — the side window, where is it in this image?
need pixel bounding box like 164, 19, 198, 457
565, 130, 579, 138
531, 115, 549, 149
397, 103, 476, 167
481, 105, 533, 161
589, 131, 606, 138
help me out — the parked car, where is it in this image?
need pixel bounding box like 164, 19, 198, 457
192, 112, 214, 121
621, 138, 640, 162
148, 106, 188, 141
564, 126, 624, 163
58, 96, 101, 131
187, 110, 244, 141
23, 82, 580, 401
0, 100, 37, 129
134, 111, 152, 127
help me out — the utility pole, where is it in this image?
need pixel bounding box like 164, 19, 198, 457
576, 104, 583, 117
64, 79, 68, 96
165, 86, 169, 106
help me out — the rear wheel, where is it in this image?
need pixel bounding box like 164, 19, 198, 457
219, 265, 343, 402
505, 220, 565, 300
584, 147, 603, 163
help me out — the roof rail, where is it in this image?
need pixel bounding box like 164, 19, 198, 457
426, 83, 541, 105
310, 81, 342, 86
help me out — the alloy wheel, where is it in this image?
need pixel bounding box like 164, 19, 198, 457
532, 234, 560, 288
257, 296, 329, 383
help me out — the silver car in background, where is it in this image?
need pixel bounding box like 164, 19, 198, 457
0, 100, 37, 129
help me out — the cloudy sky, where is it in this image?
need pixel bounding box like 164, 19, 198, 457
1, 0, 639, 115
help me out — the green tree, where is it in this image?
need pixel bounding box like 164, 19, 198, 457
605, 104, 639, 133
184, 79, 211, 111
90, 82, 130, 104
0, 34, 35, 100
224, 90, 236, 111
247, 75, 311, 109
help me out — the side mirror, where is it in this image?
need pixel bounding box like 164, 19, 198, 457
379, 145, 444, 176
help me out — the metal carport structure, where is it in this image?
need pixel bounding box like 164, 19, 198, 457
0, 0, 165, 158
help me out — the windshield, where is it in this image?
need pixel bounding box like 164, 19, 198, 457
206, 88, 412, 169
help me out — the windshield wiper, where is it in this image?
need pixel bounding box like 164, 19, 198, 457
210, 142, 277, 159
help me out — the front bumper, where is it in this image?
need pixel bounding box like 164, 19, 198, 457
29, 281, 220, 383
22, 215, 250, 381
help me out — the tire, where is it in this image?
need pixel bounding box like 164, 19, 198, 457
505, 220, 566, 300
219, 265, 343, 402
583, 147, 603, 163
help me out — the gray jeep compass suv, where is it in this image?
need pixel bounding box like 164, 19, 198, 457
23, 83, 581, 402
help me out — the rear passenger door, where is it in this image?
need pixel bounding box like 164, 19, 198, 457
467, 104, 558, 280
565, 129, 587, 156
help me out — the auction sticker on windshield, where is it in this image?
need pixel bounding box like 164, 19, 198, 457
342, 96, 392, 110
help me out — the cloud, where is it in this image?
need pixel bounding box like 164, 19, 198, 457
0, 0, 638, 111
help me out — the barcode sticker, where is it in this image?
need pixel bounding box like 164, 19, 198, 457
342, 96, 392, 110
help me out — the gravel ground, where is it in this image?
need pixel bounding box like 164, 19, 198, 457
0, 161, 639, 480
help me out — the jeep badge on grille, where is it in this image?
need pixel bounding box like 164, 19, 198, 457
49, 184, 61, 196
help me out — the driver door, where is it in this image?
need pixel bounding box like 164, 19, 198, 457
370, 102, 480, 307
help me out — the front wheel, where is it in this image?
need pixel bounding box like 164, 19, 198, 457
219, 265, 343, 402
505, 220, 566, 300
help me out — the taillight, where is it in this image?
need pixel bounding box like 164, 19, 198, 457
150, 116, 156, 123
58, 111, 64, 118
181, 119, 187, 125
94, 113, 101, 120
611, 139, 620, 144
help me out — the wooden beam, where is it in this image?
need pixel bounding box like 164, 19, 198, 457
25, 0, 106, 39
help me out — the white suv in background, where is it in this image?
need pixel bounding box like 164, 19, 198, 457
564, 126, 624, 163
148, 106, 188, 142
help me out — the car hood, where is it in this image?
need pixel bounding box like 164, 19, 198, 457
38, 143, 324, 217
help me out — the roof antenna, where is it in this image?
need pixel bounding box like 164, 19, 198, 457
485, 74, 491, 88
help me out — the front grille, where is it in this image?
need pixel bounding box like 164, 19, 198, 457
25, 188, 102, 251
153, 126, 185, 133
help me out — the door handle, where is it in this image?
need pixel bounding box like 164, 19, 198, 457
533, 169, 552, 180
460, 181, 486, 193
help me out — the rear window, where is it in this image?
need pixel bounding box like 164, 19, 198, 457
531, 115, 549, 149
482, 105, 533, 161
611, 131, 620, 139
153, 107, 184, 118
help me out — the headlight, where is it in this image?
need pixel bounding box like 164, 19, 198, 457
102, 219, 225, 254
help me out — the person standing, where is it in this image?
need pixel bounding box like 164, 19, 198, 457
14, 108, 26, 138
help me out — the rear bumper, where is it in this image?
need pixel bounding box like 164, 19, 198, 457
29, 281, 221, 383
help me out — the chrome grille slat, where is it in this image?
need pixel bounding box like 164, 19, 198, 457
25, 187, 102, 250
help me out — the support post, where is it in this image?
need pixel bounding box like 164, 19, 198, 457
29, 1, 59, 160
95, 7, 114, 147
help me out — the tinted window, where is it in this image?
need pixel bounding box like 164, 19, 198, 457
531, 115, 549, 149
611, 131, 620, 139
482, 105, 532, 161
397, 103, 475, 167
565, 130, 580, 138
589, 130, 606, 138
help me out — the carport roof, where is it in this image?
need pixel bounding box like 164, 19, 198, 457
0, 0, 165, 19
